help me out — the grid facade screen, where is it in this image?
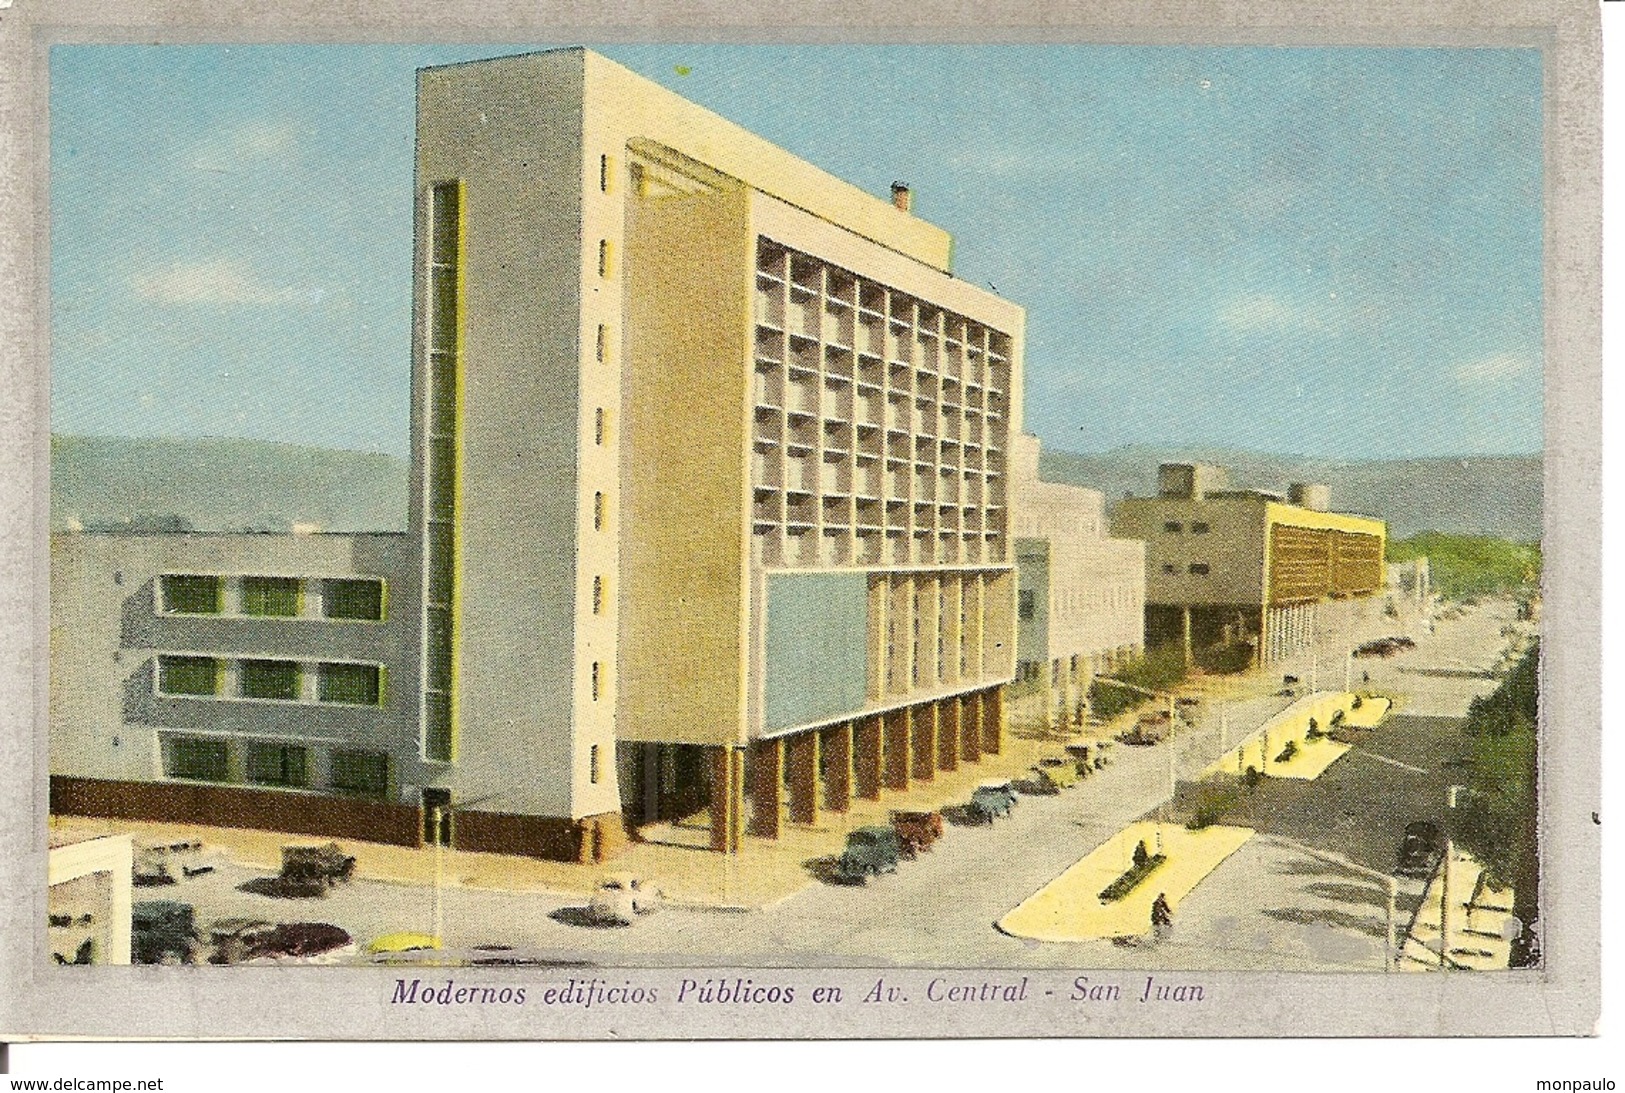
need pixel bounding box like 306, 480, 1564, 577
749, 238, 1012, 570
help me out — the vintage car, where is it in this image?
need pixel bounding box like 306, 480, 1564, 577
1029, 756, 1080, 793
132, 900, 199, 965
890, 810, 944, 857
242, 922, 356, 964
207, 917, 278, 965
279, 842, 358, 895
835, 826, 904, 883
1395, 821, 1447, 878
967, 780, 1018, 823
587, 873, 662, 925
1119, 711, 1172, 746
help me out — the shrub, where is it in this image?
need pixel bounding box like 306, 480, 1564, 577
1330, 709, 1346, 726
1242, 766, 1262, 789
1351, 694, 1364, 710
1275, 740, 1299, 764
1195, 640, 1254, 675
1132, 840, 1150, 867
1098, 853, 1167, 902
1305, 724, 1324, 742
1186, 781, 1242, 829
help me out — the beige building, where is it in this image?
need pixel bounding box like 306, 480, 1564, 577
414, 48, 1024, 855
1010, 436, 1145, 727
1111, 465, 1386, 667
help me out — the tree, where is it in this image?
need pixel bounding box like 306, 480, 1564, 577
1453, 642, 1540, 967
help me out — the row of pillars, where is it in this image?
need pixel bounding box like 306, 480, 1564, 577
710, 688, 1004, 852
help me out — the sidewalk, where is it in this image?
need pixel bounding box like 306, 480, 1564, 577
1399, 849, 1516, 971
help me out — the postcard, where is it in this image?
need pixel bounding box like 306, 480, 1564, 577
0, 0, 1601, 1042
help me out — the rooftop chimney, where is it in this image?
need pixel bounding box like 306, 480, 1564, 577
890, 182, 912, 213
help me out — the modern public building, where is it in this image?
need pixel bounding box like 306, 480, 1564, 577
50, 48, 1027, 861
1009, 435, 1145, 728
1110, 464, 1386, 667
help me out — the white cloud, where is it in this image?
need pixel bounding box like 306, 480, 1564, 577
1218, 294, 1293, 332
191, 121, 298, 172
131, 259, 293, 306
1453, 351, 1535, 384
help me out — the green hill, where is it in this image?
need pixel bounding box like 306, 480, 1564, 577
51, 435, 408, 533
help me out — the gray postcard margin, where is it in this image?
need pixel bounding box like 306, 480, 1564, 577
0, 0, 1600, 1041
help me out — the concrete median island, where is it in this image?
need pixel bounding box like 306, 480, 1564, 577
996, 820, 1253, 942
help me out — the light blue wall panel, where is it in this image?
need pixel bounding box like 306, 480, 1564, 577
763, 571, 868, 734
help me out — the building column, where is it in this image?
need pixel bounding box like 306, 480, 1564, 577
854, 715, 883, 801
938, 699, 960, 772
911, 702, 937, 782
981, 688, 1003, 755
1182, 606, 1194, 666
1043, 659, 1056, 731
747, 737, 783, 839
786, 731, 819, 826
708, 747, 743, 855
822, 722, 852, 812
883, 707, 912, 792
961, 695, 982, 763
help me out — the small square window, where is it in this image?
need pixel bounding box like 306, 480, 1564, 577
1192, 522, 1211, 534
1163, 521, 1183, 534
1189, 563, 1211, 576
1162, 564, 1177, 575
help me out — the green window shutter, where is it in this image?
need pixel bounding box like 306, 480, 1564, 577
246, 742, 308, 787
330, 750, 390, 797
240, 659, 302, 700
242, 577, 302, 617
161, 575, 222, 615
318, 662, 381, 705
323, 578, 384, 620
164, 736, 229, 781
158, 655, 221, 696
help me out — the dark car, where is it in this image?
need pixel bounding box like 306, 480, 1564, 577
1395, 821, 1446, 878
208, 917, 279, 965
835, 826, 904, 882
967, 781, 1017, 823
279, 843, 357, 895
132, 900, 199, 964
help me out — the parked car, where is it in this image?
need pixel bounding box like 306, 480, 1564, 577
243, 922, 356, 964
1355, 637, 1414, 659
587, 873, 662, 925
967, 781, 1017, 823
132, 900, 199, 964
1395, 821, 1447, 878
279, 843, 357, 895
207, 917, 278, 965
835, 826, 904, 882
1030, 756, 1080, 793
1119, 712, 1171, 746
890, 810, 944, 857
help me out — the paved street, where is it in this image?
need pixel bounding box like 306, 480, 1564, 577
116, 597, 1529, 971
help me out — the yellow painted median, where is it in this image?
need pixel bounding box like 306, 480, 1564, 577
1203, 691, 1390, 780
996, 821, 1253, 942
1399, 851, 1516, 972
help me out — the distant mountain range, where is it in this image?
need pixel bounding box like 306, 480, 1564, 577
49, 435, 1542, 542
51, 435, 409, 534
1039, 446, 1542, 542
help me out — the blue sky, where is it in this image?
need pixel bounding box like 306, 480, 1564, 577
50, 44, 1543, 459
